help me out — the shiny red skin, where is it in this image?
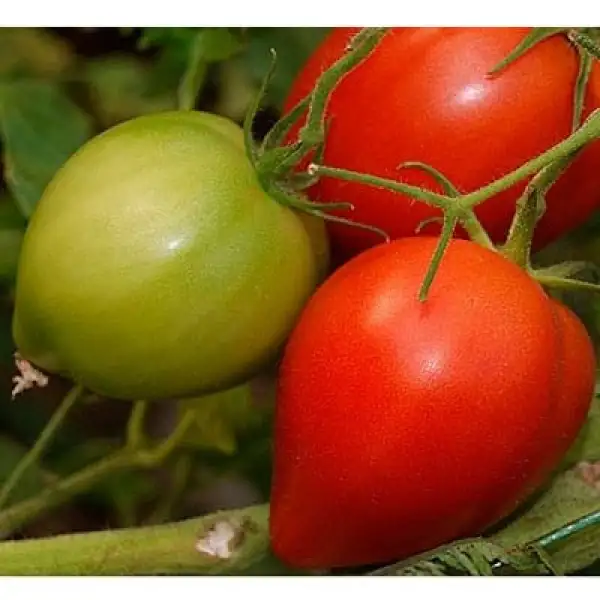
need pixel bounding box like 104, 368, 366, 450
284, 28, 600, 262
269, 238, 596, 569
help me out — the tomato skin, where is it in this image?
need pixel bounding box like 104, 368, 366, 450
546, 301, 597, 464
269, 238, 595, 569
12, 111, 328, 401
284, 28, 600, 262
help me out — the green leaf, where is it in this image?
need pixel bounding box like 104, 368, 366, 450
0, 81, 94, 218
493, 467, 600, 574
370, 538, 542, 576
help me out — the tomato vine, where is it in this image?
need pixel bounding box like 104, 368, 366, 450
1, 26, 600, 576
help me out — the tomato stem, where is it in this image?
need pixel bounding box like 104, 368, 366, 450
0, 406, 197, 538
126, 400, 149, 451
500, 158, 572, 268
177, 31, 210, 111
457, 109, 600, 211
487, 28, 569, 77
0, 503, 284, 575
308, 163, 449, 208
397, 161, 495, 249
536, 508, 600, 550
418, 214, 458, 302
572, 45, 593, 131
0, 383, 84, 512
297, 28, 388, 151
532, 273, 600, 294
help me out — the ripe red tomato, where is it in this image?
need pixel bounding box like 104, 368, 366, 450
284, 28, 600, 262
269, 238, 596, 569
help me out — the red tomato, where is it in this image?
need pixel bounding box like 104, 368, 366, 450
284, 28, 600, 262
545, 301, 597, 466
269, 238, 596, 569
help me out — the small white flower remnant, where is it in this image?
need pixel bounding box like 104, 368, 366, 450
11, 353, 49, 399
195, 520, 238, 560
575, 461, 600, 492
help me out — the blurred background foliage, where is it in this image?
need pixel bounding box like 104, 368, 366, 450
0, 27, 598, 561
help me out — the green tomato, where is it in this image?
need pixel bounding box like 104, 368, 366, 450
12, 110, 329, 401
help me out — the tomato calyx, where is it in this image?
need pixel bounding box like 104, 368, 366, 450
242, 28, 392, 241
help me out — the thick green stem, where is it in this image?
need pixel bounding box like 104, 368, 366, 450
299, 28, 387, 148
501, 189, 543, 268
0, 384, 84, 511
0, 504, 288, 575
397, 161, 494, 249
533, 274, 600, 293
460, 211, 495, 249
309, 164, 449, 209
502, 156, 574, 269
311, 110, 600, 218
537, 509, 600, 549
457, 110, 600, 211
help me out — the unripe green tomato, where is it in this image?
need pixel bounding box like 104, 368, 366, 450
12, 111, 329, 401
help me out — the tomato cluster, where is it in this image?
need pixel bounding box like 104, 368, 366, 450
268, 27, 599, 568
10, 27, 599, 571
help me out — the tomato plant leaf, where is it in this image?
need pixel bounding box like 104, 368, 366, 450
0, 81, 94, 218
369, 538, 542, 576
492, 467, 600, 574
